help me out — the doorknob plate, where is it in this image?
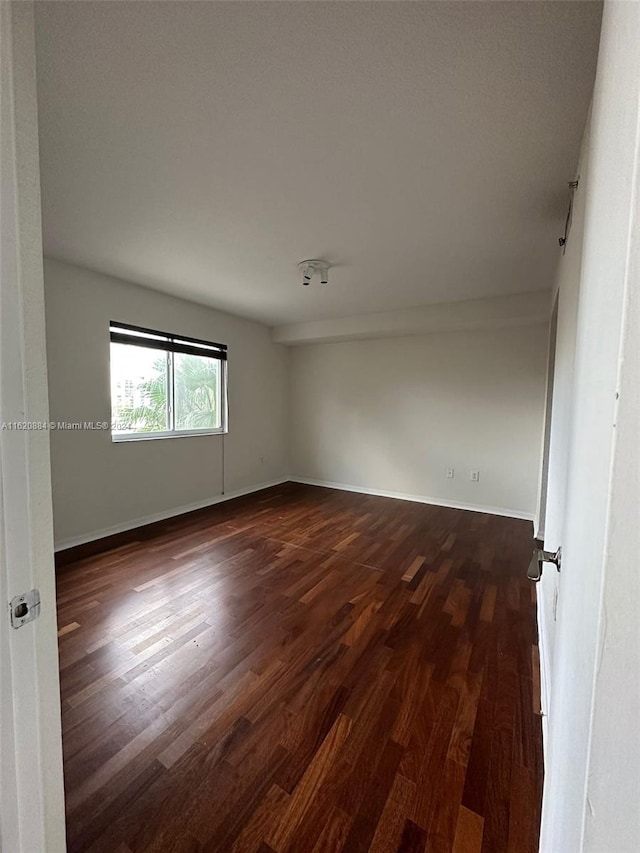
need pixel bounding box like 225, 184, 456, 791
10, 589, 41, 628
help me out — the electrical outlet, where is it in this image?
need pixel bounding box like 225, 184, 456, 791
446, 467, 455, 479
470, 469, 480, 482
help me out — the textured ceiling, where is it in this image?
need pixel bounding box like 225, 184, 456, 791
35, 1, 601, 325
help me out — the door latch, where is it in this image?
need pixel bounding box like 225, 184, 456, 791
9, 589, 41, 628
527, 548, 562, 583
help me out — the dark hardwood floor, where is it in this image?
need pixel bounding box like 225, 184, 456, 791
56, 482, 543, 853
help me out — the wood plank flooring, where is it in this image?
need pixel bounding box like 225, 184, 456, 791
56, 482, 543, 853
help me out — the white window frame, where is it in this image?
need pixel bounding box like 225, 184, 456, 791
109, 322, 228, 442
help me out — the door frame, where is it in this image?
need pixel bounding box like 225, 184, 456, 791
534, 294, 559, 543
0, 3, 66, 850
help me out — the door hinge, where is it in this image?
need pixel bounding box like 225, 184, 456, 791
9, 589, 41, 628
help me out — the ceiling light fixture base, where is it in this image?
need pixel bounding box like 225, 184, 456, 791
298, 259, 330, 286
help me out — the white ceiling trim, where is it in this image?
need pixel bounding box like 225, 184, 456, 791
272, 290, 551, 345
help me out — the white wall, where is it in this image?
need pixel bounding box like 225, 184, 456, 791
44, 258, 289, 548
289, 324, 548, 518
540, 2, 640, 851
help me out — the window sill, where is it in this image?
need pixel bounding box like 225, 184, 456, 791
112, 429, 227, 443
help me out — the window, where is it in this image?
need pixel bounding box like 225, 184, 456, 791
109, 322, 227, 440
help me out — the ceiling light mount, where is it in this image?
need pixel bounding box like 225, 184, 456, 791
298, 259, 330, 287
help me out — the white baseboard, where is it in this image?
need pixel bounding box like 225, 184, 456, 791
54, 478, 289, 552
57, 473, 535, 549
289, 476, 535, 522
536, 583, 551, 766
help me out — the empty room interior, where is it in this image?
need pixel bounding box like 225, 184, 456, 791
1, 2, 638, 853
